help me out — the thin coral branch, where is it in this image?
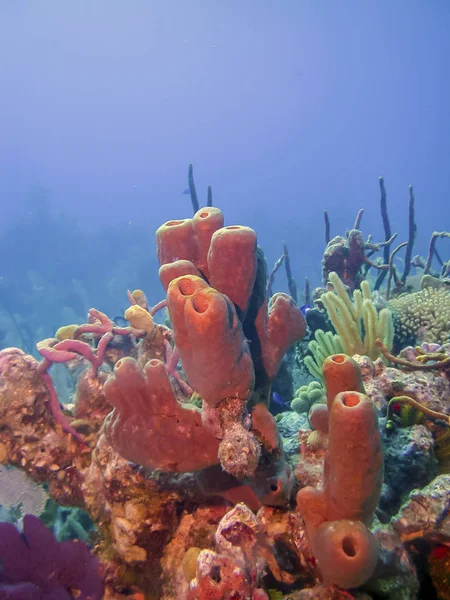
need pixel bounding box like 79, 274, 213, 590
150, 299, 168, 316
324, 210, 330, 244
387, 241, 408, 299
39, 372, 88, 444
375, 176, 393, 290
402, 185, 416, 283
266, 253, 285, 297
424, 231, 450, 274
188, 162, 200, 214
387, 396, 449, 426
282, 241, 298, 303
353, 208, 364, 230
365, 233, 398, 252
207, 185, 213, 207
376, 339, 450, 371
363, 257, 390, 270
163, 338, 193, 396
305, 276, 311, 305
127, 290, 137, 305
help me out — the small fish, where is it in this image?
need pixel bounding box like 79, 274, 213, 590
182, 188, 190, 195
300, 304, 311, 316
272, 391, 290, 406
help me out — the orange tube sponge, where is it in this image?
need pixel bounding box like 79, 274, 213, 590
167, 275, 255, 408
156, 208, 224, 281
158, 259, 202, 292
311, 519, 379, 589
208, 225, 258, 315
156, 218, 198, 266
103, 357, 220, 471
192, 206, 224, 279
256, 293, 306, 380
324, 391, 383, 524
297, 390, 382, 588
322, 354, 365, 410
166, 275, 209, 349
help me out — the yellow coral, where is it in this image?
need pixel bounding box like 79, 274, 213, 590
125, 305, 154, 334
389, 287, 450, 345
55, 324, 78, 341
320, 272, 393, 361
130, 289, 149, 310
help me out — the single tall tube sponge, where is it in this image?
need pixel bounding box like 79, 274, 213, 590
208, 225, 258, 316
310, 519, 379, 589
322, 353, 365, 410
103, 357, 220, 472
156, 218, 198, 266
167, 275, 255, 408
323, 391, 383, 523
192, 206, 224, 279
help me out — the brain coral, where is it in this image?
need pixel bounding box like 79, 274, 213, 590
389, 287, 450, 345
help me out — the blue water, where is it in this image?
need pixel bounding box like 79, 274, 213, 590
0, 0, 449, 350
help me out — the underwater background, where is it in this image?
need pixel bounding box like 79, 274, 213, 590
1, 2, 450, 600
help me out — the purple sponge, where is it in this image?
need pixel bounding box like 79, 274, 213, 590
0, 514, 103, 600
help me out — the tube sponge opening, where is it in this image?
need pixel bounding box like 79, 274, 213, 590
311, 519, 378, 589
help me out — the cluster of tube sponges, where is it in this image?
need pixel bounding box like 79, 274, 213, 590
298, 353, 383, 589
104, 206, 306, 491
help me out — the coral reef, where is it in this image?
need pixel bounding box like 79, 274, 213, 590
0, 206, 307, 597
1, 191, 449, 599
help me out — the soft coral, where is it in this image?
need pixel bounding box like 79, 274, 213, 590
0, 514, 103, 600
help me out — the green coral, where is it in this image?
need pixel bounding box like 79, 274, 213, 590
303, 273, 394, 381
321, 272, 394, 361
291, 381, 326, 413
304, 329, 343, 380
